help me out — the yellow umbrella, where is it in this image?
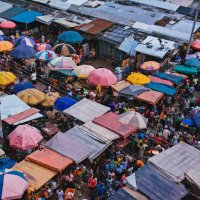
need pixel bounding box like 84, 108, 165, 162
0, 41, 13, 52
0, 71, 16, 86
17, 89, 45, 106
41, 92, 60, 107
127, 73, 150, 85
73, 65, 95, 78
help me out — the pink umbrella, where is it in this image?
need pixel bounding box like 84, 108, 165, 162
7, 124, 43, 150
87, 68, 117, 87
185, 54, 197, 60
0, 169, 29, 200
36, 43, 52, 51
0, 21, 16, 29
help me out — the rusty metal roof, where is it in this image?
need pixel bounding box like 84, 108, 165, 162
75, 19, 113, 35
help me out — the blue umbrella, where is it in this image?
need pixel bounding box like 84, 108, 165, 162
14, 36, 36, 48
194, 111, 200, 128
0, 158, 16, 172
54, 96, 77, 111
58, 31, 83, 44
0, 35, 10, 41
13, 82, 34, 94
11, 46, 36, 59
182, 118, 194, 126
185, 58, 200, 69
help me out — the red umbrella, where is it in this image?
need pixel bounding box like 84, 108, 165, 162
0, 21, 16, 29
87, 68, 117, 87
192, 40, 200, 51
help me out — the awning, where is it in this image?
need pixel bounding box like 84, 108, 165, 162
152, 72, 183, 85
125, 164, 188, 200
64, 98, 110, 123
13, 160, 56, 191
1, 95, 43, 125
136, 90, 164, 105
146, 82, 176, 96
75, 19, 113, 35
80, 121, 120, 143
26, 148, 73, 172
93, 112, 136, 138
11, 11, 42, 24
174, 65, 198, 75
0, 1, 12, 14
53, 18, 78, 28
118, 37, 139, 56
36, 15, 54, 25
0, 7, 26, 20
119, 85, 150, 98
149, 75, 174, 86
111, 80, 131, 93
135, 36, 175, 59
46, 132, 92, 164
64, 126, 111, 161
149, 142, 200, 183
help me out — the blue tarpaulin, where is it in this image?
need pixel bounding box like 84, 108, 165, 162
0, 158, 16, 172
125, 164, 187, 200
152, 72, 183, 85
185, 58, 200, 69
108, 188, 136, 200
11, 11, 42, 24
146, 82, 176, 96
0, 7, 26, 19
54, 97, 77, 111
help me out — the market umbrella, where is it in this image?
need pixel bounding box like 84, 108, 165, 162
17, 88, 45, 105
36, 50, 57, 62
41, 92, 60, 107
0, 41, 13, 52
140, 61, 160, 71
0, 169, 29, 200
52, 43, 76, 56
184, 58, 200, 69
87, 68, 117, 87
36, 43, 52, 51
54, 96, 77, 111
58, 31, 83, 44
0, 21, 16, 29
0, 71, 16, 86
194, 111, 200, 128
11, 46, 36, 59
0, 35, 10, 41
190, 107, 200, 118
185, 54, 197, 60
14, 36, 36, 48
191, 40, 200, 51
13, 82, 34, 94
181, 118, 194, 127
49, 56, 77, 70
118, 111, 148, 129
73, 65, 95, 78
127, 73, 150, 85
7, 124, 43, 150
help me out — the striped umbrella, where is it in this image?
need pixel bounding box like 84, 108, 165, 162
73, 65, 95, 78
118, 111, 148, 129
0, 169, 29, 199
36, 43, 52, 51
49, 56, 77, 70
36, 50, 57, 62
52, 43, 76, 56
14, 36, 36, 48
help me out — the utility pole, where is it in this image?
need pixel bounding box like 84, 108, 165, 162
185, 1, 200, 59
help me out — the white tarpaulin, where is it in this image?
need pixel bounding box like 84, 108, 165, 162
0, 1, 12, 13
67, 0, 89, 6
1, 95, 43, 125
135, 36, 175, 59
48, 0, 71, 10
32, 0, 49, 4
164, 0, 194, 7
53, 18, 78, 28
36, 15, 54, 25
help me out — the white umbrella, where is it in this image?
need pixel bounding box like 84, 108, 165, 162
118, 111, 148, 129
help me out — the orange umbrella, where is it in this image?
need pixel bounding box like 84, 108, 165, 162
0, 41, 13, 52
140, 61, 160, 71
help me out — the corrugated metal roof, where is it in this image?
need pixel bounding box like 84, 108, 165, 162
48, 0, 71, 10
1, 95, 43, 125
75, 19, 113, 35
53, 18, 78, 28
36, 15, 54, 25
135, 36, 175, 59
129, 0, 179, 11
0, 1, 12, 13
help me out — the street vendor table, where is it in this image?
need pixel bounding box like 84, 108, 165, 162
42, 124, 60, 138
